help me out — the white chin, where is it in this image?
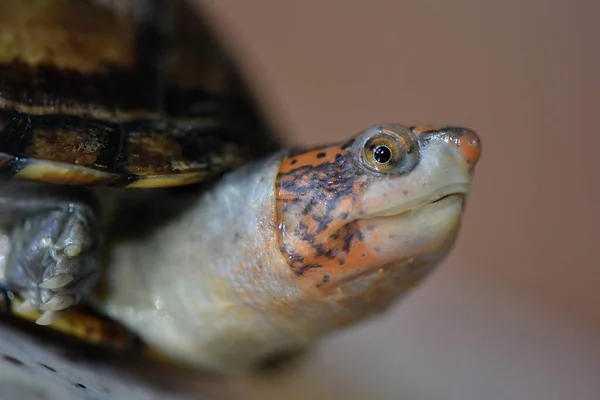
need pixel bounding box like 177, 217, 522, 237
358, 194, 464, 264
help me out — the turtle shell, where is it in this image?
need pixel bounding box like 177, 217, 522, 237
0, 0, 279, 188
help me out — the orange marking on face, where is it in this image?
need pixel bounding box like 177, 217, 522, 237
275, 139, 376, 295
278, 145, 346, 174
292, 226, 384, 296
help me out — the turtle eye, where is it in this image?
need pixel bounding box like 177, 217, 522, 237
359, 125, 419, 174
372, 144, 393, 164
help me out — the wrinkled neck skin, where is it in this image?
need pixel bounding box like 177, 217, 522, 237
98, 153, 291, 373
98, 146, 463, 375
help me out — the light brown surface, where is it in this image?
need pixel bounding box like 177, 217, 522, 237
191, 1, 599, 399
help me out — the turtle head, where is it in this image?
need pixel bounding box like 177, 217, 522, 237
275, 124, 481, 305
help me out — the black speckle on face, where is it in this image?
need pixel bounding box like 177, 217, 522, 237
312, 213, 334, 235
322, 274, 330, 283
294, 263, 323, 276
2, 355, 24, 366
74, 383, 87, 389
301, 198, 319, 216
316, 152, 326, 158
38, 363, 57, 373
355, 228, 364, 241
290, 159, 298, 165
343, 230, 353, 253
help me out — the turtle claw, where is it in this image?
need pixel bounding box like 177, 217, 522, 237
39, 295, 76, 312
16, 299, 39, 314
64, 243, 82, 257
39, 274, 74, 290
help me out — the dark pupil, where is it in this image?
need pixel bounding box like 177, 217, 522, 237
372, 145, 392, 164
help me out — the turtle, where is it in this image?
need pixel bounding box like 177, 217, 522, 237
0, 0, 481, 375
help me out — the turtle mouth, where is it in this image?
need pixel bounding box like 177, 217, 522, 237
430, 192, 461, 204
367, 182, 471, 218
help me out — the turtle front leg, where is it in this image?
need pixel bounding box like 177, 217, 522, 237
0, 182, 101, 325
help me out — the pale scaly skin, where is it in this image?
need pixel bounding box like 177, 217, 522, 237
96, 124, 481, 374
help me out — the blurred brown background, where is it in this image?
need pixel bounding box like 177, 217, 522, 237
192, 1, 599, 399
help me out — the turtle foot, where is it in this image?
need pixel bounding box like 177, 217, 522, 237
4, 203, 101, 317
